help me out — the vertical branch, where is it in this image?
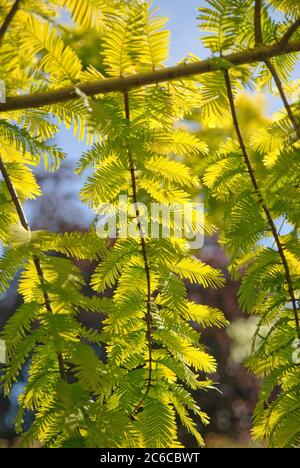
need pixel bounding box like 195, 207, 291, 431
0, 1, 67, 380
0, 157, 67, 380
254, 0, 300, 138
254, 0, 263, 46
264, 57, 300, 139
223, 70, 300, 337
123, 91, 153, 415
0, 0, 20, 43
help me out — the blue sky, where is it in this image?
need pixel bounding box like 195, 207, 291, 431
153, 0, 299, 113
153, 0, 206, 63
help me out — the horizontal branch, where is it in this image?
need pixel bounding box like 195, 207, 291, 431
1, 40, 300, 112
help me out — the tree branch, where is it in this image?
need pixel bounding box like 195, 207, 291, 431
1, 39, 300, 113
223, 70, 300, 338
0, 2, 67, 380
0, 0, 20, 43
0, 157, 67, 381
123, 91, 153, 417
254, 1, 300, 138
265, 57, 300, 139
279, 17, 300, 48
254, 0, 263, 46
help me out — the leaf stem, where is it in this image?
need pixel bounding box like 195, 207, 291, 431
0, 0, 68, 381
123, 91, 153, 416
0, 157, 67, 380
279, 18, 300, 48
0, 0, 20, 43
265, 58, 300, 139
254, 0, 300, 138
223, 70, 300, 338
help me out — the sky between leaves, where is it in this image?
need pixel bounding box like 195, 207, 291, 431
153, 0, 299, 114
25, 1, 299, 230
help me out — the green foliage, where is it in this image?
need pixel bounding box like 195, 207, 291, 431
0, 0, 299, 449
0, 0, 227, 449
196, 0, 300, 448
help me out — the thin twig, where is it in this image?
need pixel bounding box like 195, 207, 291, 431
223, 70, 300, 338
279, 17, 300, 48
0, 0, 20, 43
0, 0, 67, 381
254, 1, 300, 138
123, 92, 153, 417
0, 159, 67, 380
265, 58, 300, 139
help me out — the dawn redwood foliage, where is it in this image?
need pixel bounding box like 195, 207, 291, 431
0, 0, 299, 448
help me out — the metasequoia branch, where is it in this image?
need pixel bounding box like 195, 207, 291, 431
254, 0, 263, 46
265, 58, 300, 139
0, 1, 68, 381
254, 1, 300, 138
279, 17, 300, 48
1, 40, 300, 112
223, 70, 300, 338
123, 91, 153, 416
0, 157, 67, 380
0, 0, 20, 43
